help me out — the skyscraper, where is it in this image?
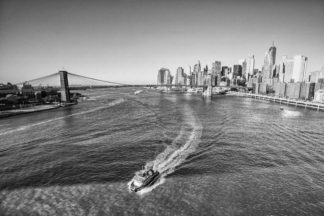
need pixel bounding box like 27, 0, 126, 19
269, 43, 277, 66
157, 68, 172, 85
193, 61, 201, 73
212, 61, 221, 86
292, 55, 308, 82
175, 67, 186, 86
246, 55, 255, 78
239, 59, 247, 78
262, 43, 277, 79
233, 65, 242, 78
281, 56, 294, 83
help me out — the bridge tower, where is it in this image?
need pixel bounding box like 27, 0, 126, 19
59, 70, 71, 103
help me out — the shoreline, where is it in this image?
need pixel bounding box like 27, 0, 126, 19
228, 91, 324, 111
0, 104, 61, 118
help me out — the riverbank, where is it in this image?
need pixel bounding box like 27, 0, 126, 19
0, 104, 61, 118
228, 91, 324, 111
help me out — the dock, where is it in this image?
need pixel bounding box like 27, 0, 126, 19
228, 92, 324, 111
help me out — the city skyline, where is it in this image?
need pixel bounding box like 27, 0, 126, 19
1, 0, 324, 84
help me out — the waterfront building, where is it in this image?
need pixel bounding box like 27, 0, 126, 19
309, 66, 324, 83
175, 67, 187, 86
0, 83, 19, 97
21, 82, 35, 98
292, 55, 308, 82
157, 68, 172, 85
281, 56, 294, 83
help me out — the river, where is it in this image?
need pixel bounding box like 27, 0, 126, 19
0, 88, 323, 215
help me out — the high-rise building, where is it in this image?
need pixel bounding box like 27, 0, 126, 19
239, 59, 247, 78
292, 55, 308, 82
221, 66, 229, 77
233, 65, 242, 78
212, 61, 221, 86
197, 71, 204, 86
193, 61, 201, 73
309, 66, 324, 83
246, 55, 255, 78
175, 67, 187, 86
262, 43, 277, 79
269, 44, 276, 66
281, 56, 294, 83
157, 68, 172, 85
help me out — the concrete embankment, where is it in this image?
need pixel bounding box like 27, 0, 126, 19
227, 91, 324, 111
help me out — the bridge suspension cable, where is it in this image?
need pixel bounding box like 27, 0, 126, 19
15, 71, 129, 87
67, 72, 128, 86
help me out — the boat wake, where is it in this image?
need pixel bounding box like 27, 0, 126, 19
128, 105, 202, 195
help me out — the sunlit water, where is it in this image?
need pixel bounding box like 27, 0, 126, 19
0, 88, 323, 216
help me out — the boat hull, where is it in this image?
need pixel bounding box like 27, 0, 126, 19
130, 172, 160, 192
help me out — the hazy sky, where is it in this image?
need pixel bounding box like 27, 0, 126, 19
1, 0, 324, 84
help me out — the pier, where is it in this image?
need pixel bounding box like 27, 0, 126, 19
228, 92, 324, 111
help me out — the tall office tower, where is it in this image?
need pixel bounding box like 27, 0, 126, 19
193, 61, 201, 73
59, 70, 71, 102
157, 68, 171, 85
197, 71, 204, 86
190, 72, 197, 87
233, 65, 242, 78
281, 56, 294, 83
292, 55, 308, 82
212, 61, 221, 86
175, 67, 185, 85
221, 66, 229, 77
262, 43, 277, 79
212, 61, 221, 75
239, 59, 247, 78
269, 43, 277, 65
246, 55, 255, 78
227, 67, 233, 80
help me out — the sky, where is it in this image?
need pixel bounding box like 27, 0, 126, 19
0, 0, 324, 84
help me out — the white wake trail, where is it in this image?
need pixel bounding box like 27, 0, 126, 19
130, 105, 203, 195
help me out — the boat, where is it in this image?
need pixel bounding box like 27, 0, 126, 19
129, 167, 160, 192
134, 90, 143, 95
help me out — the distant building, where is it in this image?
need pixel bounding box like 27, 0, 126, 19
246, 55, 255, 78
233, 65, 242, 78
309, 66, 324, 83
212, 61, 221, 86
281, 56, 294, 83
239, 59, 247, 78
21, 82, 35, 98
262, 43, 277, 79
157, 68, 172, 85
292, 55, 308, 82
175, 67, 187, 86
221, 66, 229, 77
197, 71, 204, 86
193, 61, 201, 73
